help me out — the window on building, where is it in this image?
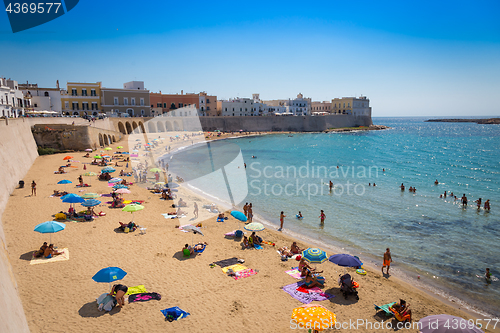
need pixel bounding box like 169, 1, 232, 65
92, 102, 98, 110
163, 103, 166, 108
207, 98, 210, 103
201, 107, 204, 111
131, 98, 135, 106
240, 108, 242, 111
72, 102, 78, 110
72, 88, 77, 96
140, 98, 144, 106
44, 92, 49, 97
82, 88, 87, 96
64, 101, 69, 109
179, 103, 184, 108
114, 97, 118, 105
124, 98, 128, 106
91, 89, 96, 96
207, 107, 210, 111
34, 103, 38, 107
141, 109, 145, 115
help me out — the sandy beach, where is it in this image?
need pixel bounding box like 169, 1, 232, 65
3, 135, 496, 333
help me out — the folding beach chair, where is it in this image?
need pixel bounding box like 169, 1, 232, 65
374, 302, 396, 316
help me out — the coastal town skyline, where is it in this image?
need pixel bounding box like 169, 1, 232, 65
1, 1, 499, 117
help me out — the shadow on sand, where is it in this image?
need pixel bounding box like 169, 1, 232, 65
78, 301, 121, 318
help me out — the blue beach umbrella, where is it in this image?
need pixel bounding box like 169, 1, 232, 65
113, 184, 129, 190
230, 210, 247, 222
92, 267, 127, 290
328, 254, 362, 267
81, 199, 101, 207
34, 221, 66, 243
102, 167, 116, 173
57, 179, 72, 192
61, 193, 85, 203
302, 248, 328, 264
109, 178, 122, 183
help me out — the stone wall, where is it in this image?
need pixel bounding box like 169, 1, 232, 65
0, 119, 34, 333
32, 124, 123, 151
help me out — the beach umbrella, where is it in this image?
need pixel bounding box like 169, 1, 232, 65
57, 179, 72, 192
117, 146, 123, 149
61, 193, 85, 203
328, 254, 362, 267
302, 248, 328, 264
114, 188, 131, 195
135, 139, 141, 141
83, 171, 97, 185
92, 266, 127, 291
132, 149, 139, 152
113, 184, 129, 190
150, 168, 162, 172
122, 152, 129, 154
93, 155, 102, 159
418, 314, 484, 333
102, 167, 116, 173
122, 203, 144, 222
81, 192, 99, 199
109, 177, 122, 183
63, 156, 73, 160
182, 225, 204, 245
244, 222, 265, 232
81, 199, 101, 207
34, 221, 66, 244
230, 210, 247, 222
291, 304, 336, 332
85, 148, 93, 152
104, 147, 112, 151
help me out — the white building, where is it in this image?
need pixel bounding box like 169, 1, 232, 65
331, 96, 371, 116
252, 94, 285, 116
0, 78, 29, 117
263, 93, 311, 116
217, 98, 256, 116
19, 82, 62, 114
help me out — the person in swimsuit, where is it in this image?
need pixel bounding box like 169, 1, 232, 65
31, 180, 36, 196
400, 183, 405, 191
279, 211, 286, 231
291, 242, 303, 254
476, 198, 482, 209
319, 210, 326, 225
484, 199, 490, 210
382, 248, 392, 275
193, 202, 198, 218
44, 244, 63, 258
434, 179, 438, 185
304, 270, 325, 288
243, 203, 249, 217
329, 181, 333, 191
247, 203, 253, 223
34, 242, 48, 258
461, 194, 467, 207
297, 211, 303, 218
109, 284, 128, 307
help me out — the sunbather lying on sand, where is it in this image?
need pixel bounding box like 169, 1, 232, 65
53, 190, 68, 197
278, 246, 293, 257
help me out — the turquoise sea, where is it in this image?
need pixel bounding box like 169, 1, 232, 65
172, 117, 500, 317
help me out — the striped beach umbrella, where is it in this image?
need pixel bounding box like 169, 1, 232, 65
102, 167, 116, 173
81, 199, 101, 207
109, 177, 122, 183
302, 248, 328, 264
81, 192, 99, 199
244, 222, 265, 232
113, 184, 128, 190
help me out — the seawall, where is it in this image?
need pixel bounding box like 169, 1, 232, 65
0, 119, 35, 333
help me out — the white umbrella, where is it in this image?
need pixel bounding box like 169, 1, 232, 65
182, 225, 204, 245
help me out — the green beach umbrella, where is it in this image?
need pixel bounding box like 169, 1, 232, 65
104, 147, 112, 151
122, 203, 144, 222
93, 155, 102, 159
81, 193, 99, 199
150, 168, 162, 173
83, 171, 97, 185
117, 146, 123, 149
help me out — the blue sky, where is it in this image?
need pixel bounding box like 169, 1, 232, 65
1, 0, 499, 116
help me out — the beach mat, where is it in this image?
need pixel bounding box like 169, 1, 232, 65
374, 302, 397, 316
285, 267, 302, 279
128, 292, 161, 303
30, 248, 69, 265
160, 307, 190, 321
234, 268, 258, 280
213, 257, 239, 268
254, 244, 263, 250
126, 285, 147, 295
282, 282, 333, 304
222, 264, 247, 274
194, 244, 206, 253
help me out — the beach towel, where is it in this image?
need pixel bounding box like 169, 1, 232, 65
30, 248, 69, 265
285, 268, 302, 279
254, 244, 263, 250
125, 285, 147, 295
224, 230, 236, 237
194, 244, 206, 253
160, 307, 190, 321
162, 214, 186, 219
128, 292, 161, 303
374, 302, 397, 316
282, 282, 333, 304
213, 257, 239, 268
234, 268, 258, 280
222, 264, 248, 274
123, 200, 144, 204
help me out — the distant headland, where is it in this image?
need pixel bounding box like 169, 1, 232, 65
426, 118, 500, 124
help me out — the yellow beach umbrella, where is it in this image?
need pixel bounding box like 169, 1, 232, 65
104, 147, 112, 151
291, 304, 336, 332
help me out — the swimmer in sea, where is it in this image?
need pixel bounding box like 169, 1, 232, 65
485, 268, 492, 283
373, 183, 376, 187
476, 198, 482, 209
369, 183, 371, 186
484, 199, 490, 210
434, 179, 438, 185
409, 186, 413, 192
461, 194, 467, 207
297, 211, 303, 218
444, 191, 447, 198
400, 183, 405, 191
383, 168, 385, 172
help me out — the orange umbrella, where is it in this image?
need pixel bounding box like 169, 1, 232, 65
63, 156, 73, 160
291, 304, 336, 332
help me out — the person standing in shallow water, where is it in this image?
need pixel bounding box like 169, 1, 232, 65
461, 194, 468, 207
279, 211, 286, 231
319, 210, 326, 225
382, 248, 392, 275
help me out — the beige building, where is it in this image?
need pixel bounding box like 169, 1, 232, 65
61, 82, 102, 116
331, 96, 371, 116
101, 81, 151, 117
311, 101, 332, 114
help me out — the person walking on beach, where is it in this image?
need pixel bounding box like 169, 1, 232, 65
279, 211, 286, 231
31, 180, 36, 196
382, 248, 392, 275
247, 203, 253, 223
461, 194, 468, 207
193, 202, 198, 219
319, 210, 326, 225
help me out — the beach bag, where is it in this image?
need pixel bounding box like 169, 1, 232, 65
97, 293, 116, 312
235, 230, 243, 238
